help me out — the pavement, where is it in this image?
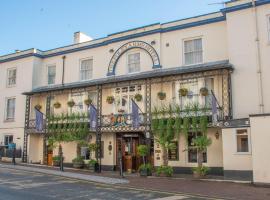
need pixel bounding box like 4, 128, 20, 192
1, 163, 270, 200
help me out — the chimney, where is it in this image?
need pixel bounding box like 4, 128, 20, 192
73, 32, 92, 44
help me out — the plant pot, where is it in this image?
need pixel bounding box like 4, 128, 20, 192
53, 102, 61, 109
34, 104, 42, 111
67, 100, 75, 108
157, 92, 166, 100
140, 168, 152, 177
134, 94, 143, 102
73, 162, 84, 169
84, 99, 92, 106
179, 88, 188, 97
106, 96, 114, 104
200, 87, 209, 96
53, 160, 60, 167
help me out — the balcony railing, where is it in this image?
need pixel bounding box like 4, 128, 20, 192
101, 113, 146, 127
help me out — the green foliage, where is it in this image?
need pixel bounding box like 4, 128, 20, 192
192, 166, 210, 176
88, 159, 97, 167
137, 145, 149, 157
192, 135, 212, 152
72, 156, 84, 163
52, 156, 61, 161
138, 163, 153, 172
156, 165, 173, 177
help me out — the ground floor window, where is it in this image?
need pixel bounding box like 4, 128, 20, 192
236, 129, 249, 153
188, 132, 207, 163
4, 135, 13, 147
168, 141, 179, 161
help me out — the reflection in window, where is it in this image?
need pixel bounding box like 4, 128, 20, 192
236, 129, 249, 153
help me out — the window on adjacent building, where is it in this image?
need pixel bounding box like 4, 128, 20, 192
47, 65, 56, 85
188, 132, 207, 163
128, 53, 140, 73
80, 59, 93, 81
236, 129, 249, 153
4, 135, 13, 146
5, 98, 16, 121
168, 141, 179, 161
184, 38, 203, 65
7, 68, 17, 87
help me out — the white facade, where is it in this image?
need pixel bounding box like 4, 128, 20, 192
1, 0, 270, 184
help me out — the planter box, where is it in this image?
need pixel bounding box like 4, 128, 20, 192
140, 169, 152, 177
73, 162, 84, 169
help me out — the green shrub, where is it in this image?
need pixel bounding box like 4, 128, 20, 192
137, 145, 149, 157
88, 159, 97, 167
156, 165, 173, 177
138, 163, 153, 172
52, 156, 60, 161
192, 166, 209, 176
72, 156, 84, 163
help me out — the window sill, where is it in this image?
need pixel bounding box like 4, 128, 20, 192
6, 85, 16, 88
234, 152, 252, 155
4, 119, 15, 123
183, 62, 203, 67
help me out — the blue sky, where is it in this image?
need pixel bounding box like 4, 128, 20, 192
0, 0, 223, 56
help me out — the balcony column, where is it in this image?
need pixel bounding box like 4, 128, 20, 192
22, 95, 31, 163
43, 94, 52, 165
96, 85, 102, 172
145, 78, 152, 144
222, 70, 231, 120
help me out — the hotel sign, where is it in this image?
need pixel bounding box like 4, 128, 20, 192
107, 41, 161, 76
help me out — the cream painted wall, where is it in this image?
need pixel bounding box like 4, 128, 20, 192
250, 115, 270, 184
222, 128, 252, 171
226, 4, 270, 118
154, 128, 223, 167
0, 57, 34, 150
28, 134, 44, 164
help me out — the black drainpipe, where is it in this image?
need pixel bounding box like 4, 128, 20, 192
62, 56, 66, 85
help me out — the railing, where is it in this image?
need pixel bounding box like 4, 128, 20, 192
0, 147, 22, 158
101, 113, 146, 127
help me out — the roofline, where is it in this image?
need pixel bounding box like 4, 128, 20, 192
23, 60, 233, 95
2, 0, 270, 63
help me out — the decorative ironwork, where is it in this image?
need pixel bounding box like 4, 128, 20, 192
43, 95, 52, 165
96, 85, 102, 172
145, 78, 152, 145
102, 113, 145, 127
22, 95, 31, 163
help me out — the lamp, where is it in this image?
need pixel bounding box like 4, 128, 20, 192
215, 131, 220, 140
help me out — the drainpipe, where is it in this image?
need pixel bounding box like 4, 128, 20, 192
62, 56, 66, 85
252, 0, 264, 113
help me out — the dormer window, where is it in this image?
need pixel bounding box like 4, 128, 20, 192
128, 53, 140, 73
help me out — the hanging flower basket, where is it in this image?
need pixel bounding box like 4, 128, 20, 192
84, 98, 92, 106
67, 100, 75, 108
157, 92, 166, 100
200, 87, 209, 96
179, 88, 188, 97
134, 93, 143, 102
118, 109, 125, 113
34, 104, 42, 111
106, 96, 114, 104
53, 102, 61, 109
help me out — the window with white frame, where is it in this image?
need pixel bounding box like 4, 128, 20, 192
80, 59, 93, 81
184, 38, 203, 65
128, 53, 140, 73
236, 129, 249, 153
7, 68, 17, 87
4, 135, 13, 146
47, 65, 56, 85
5, 98, 16, 120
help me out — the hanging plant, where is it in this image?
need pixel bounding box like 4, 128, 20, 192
84, 98, 92, 106
53, 102, 61, 109
179, 88, 188, 97
134, 93, 143, 102
67, 99, 75, 108
106, 96, 114, 104
118, 109, 125, 113
200, 87, 209, 96
157, 92, 166, 100
34, 104, 42, 111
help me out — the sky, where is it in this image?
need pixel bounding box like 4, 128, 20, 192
0, 0, 223, 56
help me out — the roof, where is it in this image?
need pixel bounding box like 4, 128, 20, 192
23, 60, 233, 95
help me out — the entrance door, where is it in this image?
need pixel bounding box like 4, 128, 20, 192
116, 134, 140, 172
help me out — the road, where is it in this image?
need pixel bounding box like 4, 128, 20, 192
0, 167, 209, 200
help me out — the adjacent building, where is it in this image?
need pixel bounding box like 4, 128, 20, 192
1, 0, 270, 184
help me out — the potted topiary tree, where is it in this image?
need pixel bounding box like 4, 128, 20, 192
88, 159, 99, 172
200, 87, 209, 96
72, 156, 85, 169
137, 145, 152, 176
157, 92, 166, 100
52, 155, 61, 166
